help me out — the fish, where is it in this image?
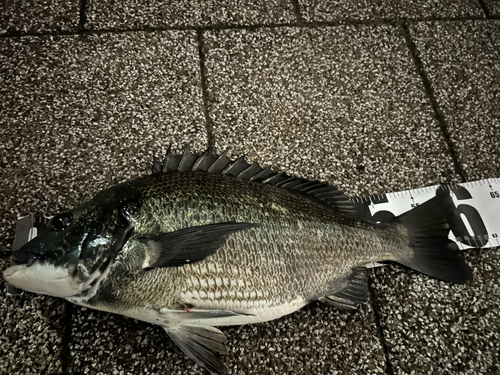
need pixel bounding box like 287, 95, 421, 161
3, 148, 472, 374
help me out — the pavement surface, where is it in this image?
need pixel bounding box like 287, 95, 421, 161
1, 1, 499, 374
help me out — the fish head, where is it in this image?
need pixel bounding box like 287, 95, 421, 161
3, 185, 139, 298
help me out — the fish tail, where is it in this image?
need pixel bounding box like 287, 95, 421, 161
394, 195, 472, 283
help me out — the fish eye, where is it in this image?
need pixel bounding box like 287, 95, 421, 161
50, 213, 73, 231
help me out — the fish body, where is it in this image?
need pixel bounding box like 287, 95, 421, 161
75, 171, 404, 320
3, 149, 472, 374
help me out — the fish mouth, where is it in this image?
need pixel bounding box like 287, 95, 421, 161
4, 260, 29, 295
5, 247, 47, 295
10, 247, 42, 268
3, 264, 68, 281
3, 264, 30, 292
3, 262, 83, 297
3, 264, 21, 278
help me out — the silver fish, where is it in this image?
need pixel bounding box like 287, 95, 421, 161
3, 148, 472, 374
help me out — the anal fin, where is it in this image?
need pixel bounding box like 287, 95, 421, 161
319, 268, 369, 310
166, 324, 229, 375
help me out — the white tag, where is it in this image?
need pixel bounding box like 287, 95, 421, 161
28, 227, 38, 241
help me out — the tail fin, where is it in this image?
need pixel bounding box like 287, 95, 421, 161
395, 195, 472, 284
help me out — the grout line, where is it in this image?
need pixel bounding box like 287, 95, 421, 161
78, 0, 88, 31
400, 23, 467, 182
291, 0, 304, 23
60, 302, 74, 374
196, 30, 216, 149
0, 15, 493, 39
369, 277, 395, 375
476, 0, 492, 18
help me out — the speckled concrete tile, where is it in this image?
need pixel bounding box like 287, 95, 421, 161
0, 258, 67, 375
0, 31, 207, 257
483, 0, 500, 16
0, 0, 79, 35
409, 20, 500, 181
371, 248, 500, 374
68, 300, 384, 374
299, 0, 484, 22
86, 0, 295, 30
203, 25, 459, 197
375, 21, 500, 374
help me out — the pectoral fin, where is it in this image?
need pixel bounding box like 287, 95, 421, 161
140, 222, 257, 268
165, 324, 229, 375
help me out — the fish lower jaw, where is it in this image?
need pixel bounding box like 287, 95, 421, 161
3, 263, 83, 298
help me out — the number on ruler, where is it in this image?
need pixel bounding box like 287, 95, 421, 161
353, 194, 396, 222
437, 186, 489, 247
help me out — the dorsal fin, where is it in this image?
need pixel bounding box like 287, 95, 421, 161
177, 146, 199, 171
152, 147, 359, 216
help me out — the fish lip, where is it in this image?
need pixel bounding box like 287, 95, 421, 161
3, 264, 25, 278
9, 257, 23, 266
3, 263, 83, 297
11, 248, 42, 268
3, 263, 70, 282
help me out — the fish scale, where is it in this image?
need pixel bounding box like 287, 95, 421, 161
88, 171, 407, 317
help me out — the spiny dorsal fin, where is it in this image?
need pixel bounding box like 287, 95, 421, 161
152, 147, 358, 216
177, 146, 199, 172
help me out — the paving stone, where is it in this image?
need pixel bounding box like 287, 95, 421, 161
2, 7, 498, 375
68, 300, 385, 374
203, 25, 459, 197
86, 0, 295, 30
409, 20, 500, 181
0, 258, 67, 375
378, 24, 500, 373
483, 0, 500, 16
299, 0, 484, 22
0, 29, 208, 375
0, 31, 207, 257
371, 247, 500, 374
0, 0, 79, 35
200, 23, 466, 374
0, 29, 207, 374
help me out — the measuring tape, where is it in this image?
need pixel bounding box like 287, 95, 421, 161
8, 178, 499, 293
353, 178, 500, 267
353, 178, 500, 249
